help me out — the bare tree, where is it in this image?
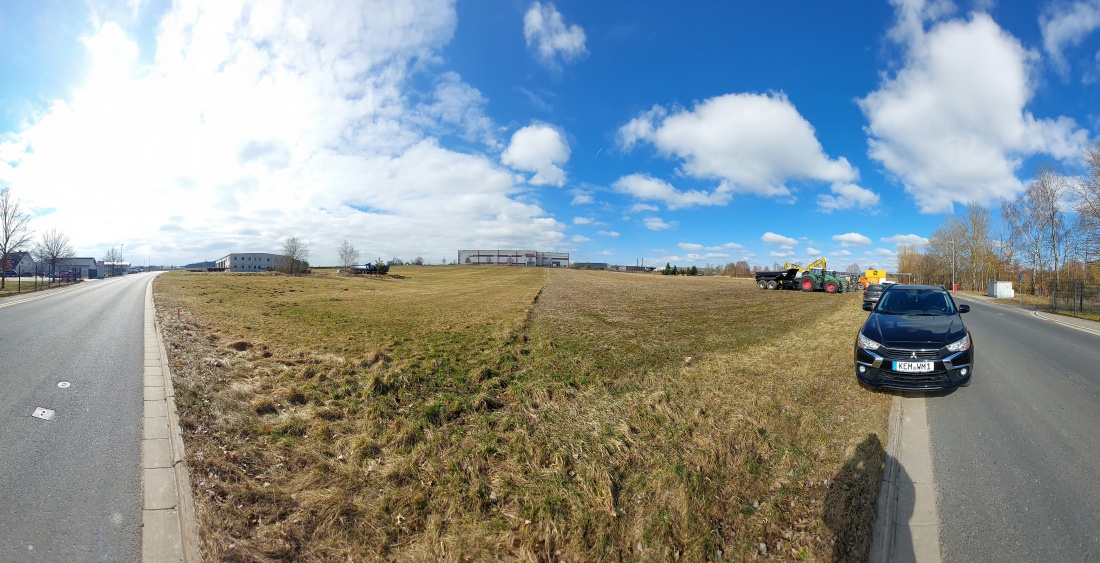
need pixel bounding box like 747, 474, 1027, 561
102, 246, 122, 277
338, 240, 360, 269
845, 263, 862, 274
413, 256, 424, 266
34, 229, 74, 287
279, 237, 310, 274
0, 185, 34, 290
1071, 143, 1100, 280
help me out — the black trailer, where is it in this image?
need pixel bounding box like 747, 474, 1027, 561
754, 268, 802, 290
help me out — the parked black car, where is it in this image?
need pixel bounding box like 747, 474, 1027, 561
862, 283, 887, 303
855, 284, 973, 390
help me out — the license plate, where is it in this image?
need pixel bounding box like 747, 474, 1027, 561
894, 361, 934, 373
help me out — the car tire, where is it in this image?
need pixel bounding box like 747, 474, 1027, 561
825, 282, 837, 293
767, 280, 778, 290
801, 279, 814, 291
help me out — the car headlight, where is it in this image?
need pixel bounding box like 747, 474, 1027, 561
946, 333, 970, 352
857, 332, 881, 350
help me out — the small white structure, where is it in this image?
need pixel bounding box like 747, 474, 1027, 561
988, 281, 1015, 299
457, 250, 569, 267
216, 253, 281, 272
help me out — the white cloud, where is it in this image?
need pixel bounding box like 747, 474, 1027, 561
501, 124, 570, 186
762, 232, 798, 246
597, 230, 619, 237
860, 6, 1090, 213
806, 246, 821, 255
678, 242, 704, 251
875, 248, 898, 257
571, 235, 590, 242
570, 190, 593, 205
618, 92, 858, 201
0, 1, 568, 265
882, 233, 930, 246
1040, 0, 1100, 75
817, 182, 880, 212
833, 232, 872, 247
833, 249, 852, 257
612, 173, 731, 210
769, 250, 795, 258
644, 217, 672, 231
628, 202, 659, 213
720, 242, 743, 250
573, 216, 592, 225
523, 2, 586, 69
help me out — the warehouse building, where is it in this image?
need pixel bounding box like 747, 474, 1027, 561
215, 252, 281, 272
457, 250, 569, 267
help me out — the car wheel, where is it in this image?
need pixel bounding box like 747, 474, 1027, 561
857, 283, 866, 290
758, 280, 767, 289
767, 280, 778, 290
825, 282, 837, 293
801, 279, 814, 291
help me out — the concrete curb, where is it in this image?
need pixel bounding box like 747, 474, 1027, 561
141, 275, 201, 562
869, 394, 902, 563
1031, 311, 1100, 336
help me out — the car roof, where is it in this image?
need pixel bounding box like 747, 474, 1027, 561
881, 284, 946, 292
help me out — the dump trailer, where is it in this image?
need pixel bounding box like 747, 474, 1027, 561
754, 267, 802, 290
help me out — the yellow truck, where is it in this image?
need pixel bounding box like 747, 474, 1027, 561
857, 269, 888, 290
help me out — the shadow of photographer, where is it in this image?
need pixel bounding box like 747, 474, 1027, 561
824, 433, 916, 563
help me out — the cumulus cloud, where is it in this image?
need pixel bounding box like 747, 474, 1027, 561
762, 232, 798, 246
571, 235, 590, 242
1040, 0, 1100, 75
0, 1, 567, 265
882, 233, 930, 246
617, 92, 858, 205
644, 217, 672, 231
806, 246, 822, 255
860, 4, 1090, 213
570, 190, 593, 205
678, 242, 704, 251
628, 202, 659, 213
598, 230, 620, 237
833, 232, 872, 247
501, 124, 570, 186
523, 2, 586, 69
612, 173, 731, 210
573, 216, 592, 225
817, 182, 880, 212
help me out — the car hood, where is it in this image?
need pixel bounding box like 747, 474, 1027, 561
863, 313, 967, 348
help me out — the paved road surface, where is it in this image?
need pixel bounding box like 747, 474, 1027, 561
0, 274, 153, 562
931, 296, 1100, 561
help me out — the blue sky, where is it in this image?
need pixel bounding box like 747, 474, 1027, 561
2, 0, 1099, 270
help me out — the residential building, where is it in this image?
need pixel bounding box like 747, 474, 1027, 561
67, 257, 100, 279
215, 253, 281, 272
8, 251, 36, 275
457, 250, 569, 267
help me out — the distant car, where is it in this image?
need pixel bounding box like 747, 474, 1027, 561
863, 283, 887, 303
855, 284, 973, 390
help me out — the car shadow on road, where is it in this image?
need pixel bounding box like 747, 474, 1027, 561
824, 433, 916, 563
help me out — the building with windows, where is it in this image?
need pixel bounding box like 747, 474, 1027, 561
457, 250, 569, 267
215, 253, 281, 272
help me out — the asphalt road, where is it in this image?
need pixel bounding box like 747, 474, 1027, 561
930, 295, 1100, 561
0, 274, 153, 562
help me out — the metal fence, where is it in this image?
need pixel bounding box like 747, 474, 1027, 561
1049, 280, 1100, 315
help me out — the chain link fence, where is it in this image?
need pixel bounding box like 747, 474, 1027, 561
1049, 280, 1100, 315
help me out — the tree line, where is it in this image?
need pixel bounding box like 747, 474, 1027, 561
0, 185, 77, 289
898, 143, 1100, 294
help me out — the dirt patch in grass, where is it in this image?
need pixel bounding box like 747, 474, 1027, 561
154, 267, 890, 561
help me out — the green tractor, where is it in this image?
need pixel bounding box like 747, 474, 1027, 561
799, 268, 847, 293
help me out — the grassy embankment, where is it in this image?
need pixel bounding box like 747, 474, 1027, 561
154, 267, 890, 561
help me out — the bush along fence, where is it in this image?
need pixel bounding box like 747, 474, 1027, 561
1048, 280, 1100, 316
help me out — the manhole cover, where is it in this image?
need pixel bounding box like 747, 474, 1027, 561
32, 407, 55, 421
58, 382, 70, 389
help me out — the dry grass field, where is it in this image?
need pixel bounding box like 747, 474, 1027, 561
154, 267, 890, 561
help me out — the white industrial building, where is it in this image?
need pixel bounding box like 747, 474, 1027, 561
457, 250, 569, 267
216, 253, 281, 272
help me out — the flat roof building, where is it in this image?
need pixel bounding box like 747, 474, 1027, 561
216, 253, 281, 272
457, 250, 569, 268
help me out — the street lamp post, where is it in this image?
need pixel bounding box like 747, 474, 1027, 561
120, 243, 124, 276
947, 240, 956, 292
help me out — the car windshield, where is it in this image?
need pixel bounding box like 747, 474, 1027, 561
876, 288, 955, 316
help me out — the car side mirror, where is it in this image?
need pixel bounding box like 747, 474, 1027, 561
862, 302, 874, 312
958, 304, 970, 313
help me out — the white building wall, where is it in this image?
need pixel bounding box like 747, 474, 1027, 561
458, 250, 568, 267
216, 253, 281, 272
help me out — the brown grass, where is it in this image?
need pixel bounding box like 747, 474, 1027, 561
154, 267, 890, 561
